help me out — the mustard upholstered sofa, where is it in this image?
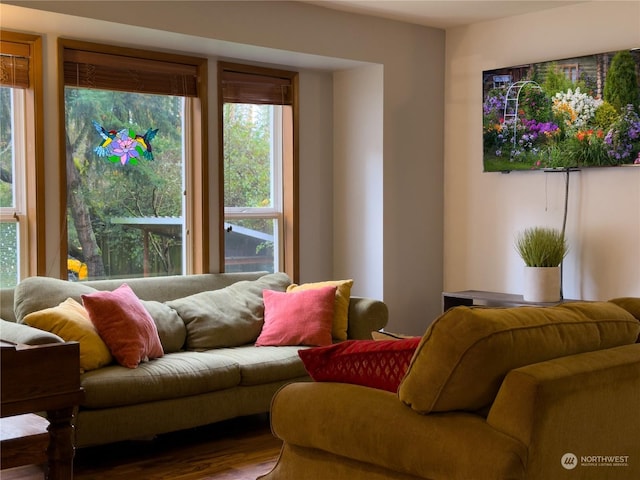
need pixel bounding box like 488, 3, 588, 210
261, 299, 640, 480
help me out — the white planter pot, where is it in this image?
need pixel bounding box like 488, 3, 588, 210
523, 266, 561, 303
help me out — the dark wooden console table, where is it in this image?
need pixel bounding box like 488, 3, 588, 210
1, 340, 84, 479
442, 290, 578, 312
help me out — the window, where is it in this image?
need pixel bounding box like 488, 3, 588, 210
0, 32, 43, 288
559, 64, 580, 83
218, 62, 298, 279
60, 40, 208, 280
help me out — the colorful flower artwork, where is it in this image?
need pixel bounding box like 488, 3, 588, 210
482, 49, 640, 172
93, 121, 158, 165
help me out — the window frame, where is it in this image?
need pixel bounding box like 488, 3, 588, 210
559, 63, 580, 83
0, 31, 45, 282
217, 62, 299, 281
57, 38, 209, 279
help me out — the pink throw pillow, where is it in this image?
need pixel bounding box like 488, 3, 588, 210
82, 283, 164, 368
298, 338, 421, 392
256, 285, 336, 347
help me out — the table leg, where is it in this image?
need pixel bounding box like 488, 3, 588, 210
45, 407, 76, 480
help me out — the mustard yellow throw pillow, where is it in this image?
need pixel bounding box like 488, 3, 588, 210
287, 279, 353, 341
23, 297, 113, 372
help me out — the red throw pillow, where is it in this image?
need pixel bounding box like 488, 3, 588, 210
298, 337, 421, 392
256, 285, 336, 346
82, 283, 164, 368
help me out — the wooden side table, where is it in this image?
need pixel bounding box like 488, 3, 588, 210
1, 340, 84, 480
442, 290, 579, 312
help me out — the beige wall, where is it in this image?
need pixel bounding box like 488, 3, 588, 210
1, 1, 445, 335
334, 65, 384, 300
444, 1, 640, 302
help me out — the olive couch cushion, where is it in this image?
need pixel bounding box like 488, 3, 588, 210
166, 272, 291, 350
398, 301, 640, 414
14, 276, 96, 323
80, 351, 240, 408
203, 345, 309, 386
141, 300, 186, 353
13, 276, 187, 353
0, 318, 64, 345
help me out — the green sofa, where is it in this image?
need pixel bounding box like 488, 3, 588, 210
262, 300, 640, 480
0, 272, 388, 447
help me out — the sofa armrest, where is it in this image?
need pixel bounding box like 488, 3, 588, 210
487, 343, 640, 479
269, 382, 525, 479
0, 318, 64, 345
346, 297, 388, 340
1, 287, 16, 323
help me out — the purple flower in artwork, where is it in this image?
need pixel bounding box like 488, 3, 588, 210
523, 118, 559, 136
605, 105, 640, 162
483, 92, 505, 116
111, 130, 141, 165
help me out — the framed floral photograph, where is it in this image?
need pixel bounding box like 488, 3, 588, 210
482, 49, 640, 172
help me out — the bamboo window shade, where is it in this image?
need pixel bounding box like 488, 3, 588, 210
63, 48, 199, 97
0, 40, 31, 89
221, 69, 293, 105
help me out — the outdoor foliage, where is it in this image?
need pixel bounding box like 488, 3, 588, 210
603, 50, 640, 113
65, 88, 185, 279
0, 88, 11, 208
1, 85, 273, 284
541, 62, 587, 98
223, 103, 275, 266
65, 93, 274, 280
483, 50, 640, 171
223, 104, 271, 209
1, 87, 17, 287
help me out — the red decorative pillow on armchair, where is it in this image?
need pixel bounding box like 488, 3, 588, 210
298, 337, 420, 393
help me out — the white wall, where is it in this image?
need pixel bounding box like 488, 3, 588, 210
334, 65, 384, 300
444, 1, 640, 302
1, 1, 445, 335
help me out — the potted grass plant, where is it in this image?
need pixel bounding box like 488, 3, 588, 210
515, 227, 568, 302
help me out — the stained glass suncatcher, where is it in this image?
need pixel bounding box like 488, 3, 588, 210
93, 120, 158, 165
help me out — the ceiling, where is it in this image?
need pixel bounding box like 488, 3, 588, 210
302, 1, 586, 29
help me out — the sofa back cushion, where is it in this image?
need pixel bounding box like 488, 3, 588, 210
141, 300, 187, 353
14, 276, 190, 353
609, 297, 640, 342
166, 272, 292, 349
14, 273, 267, 322
398, 302, 640, 414
14, 276, 95, 323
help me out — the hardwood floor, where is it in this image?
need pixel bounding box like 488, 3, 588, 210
1, 415, 281, 480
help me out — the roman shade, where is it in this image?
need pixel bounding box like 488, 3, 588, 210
63, 46, 200, 97
0, 39, 31, 89
220, 64, 294, 105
